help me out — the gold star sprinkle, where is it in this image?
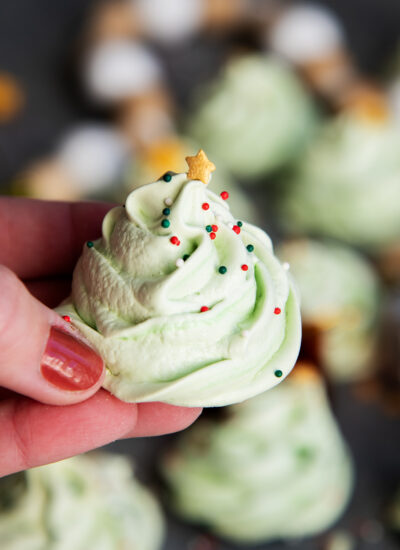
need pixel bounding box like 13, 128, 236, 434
185, 149, 216, 185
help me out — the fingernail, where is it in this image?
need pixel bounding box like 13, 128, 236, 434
41, 327, 103, 391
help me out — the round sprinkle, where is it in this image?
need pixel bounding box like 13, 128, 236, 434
241, 264, 248, 271
220, 191, 229, 200
87, 241, 94, 248
164, 197, 173, 206
205, 225, 212, 232
283, 262, 290, 271
162, 207, 170, 216
200, 306, 209, 313
274, 307, 281, 315
232, 225, 241, 234
162, 172, 172, 182
176, 258, 184, 268
161, 219, 170, 228
274, 369, 283, 378
202, 202, 210, 210
211, 224, 218, 232
210, 232, 216, 240
237, 221, 243, 227
218, 266, 227, 274
246, 244, 254, 252
241, 330, 249, 338
183, 254, 190, 261
170, 236, 179, 245
62, 315, 71, 323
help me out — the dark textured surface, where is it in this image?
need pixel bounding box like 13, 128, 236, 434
1, 0, 400, 185
0, 1, 399, 548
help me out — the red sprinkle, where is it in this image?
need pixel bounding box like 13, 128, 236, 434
211, 224, 218, 232
170, 236, 179, 245
202, 202, 210, 210
210, 232, 216, 240
232, 225, 241, 234
274, 307, 281, 315
200, 306, 209, 312
220, 191, 229, 200
62, 315, 71, 323
241, 264, 248, 271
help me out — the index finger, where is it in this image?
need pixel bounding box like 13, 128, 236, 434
0, 197, 114, 279
0, 390, 201, 476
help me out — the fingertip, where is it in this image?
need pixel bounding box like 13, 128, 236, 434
39, 326, 106, 405
122, 402, 203, 438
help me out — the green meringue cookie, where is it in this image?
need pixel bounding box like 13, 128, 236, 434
0, 454, 164, 550
187, 54, 317, 180
57, 171, 301, 407
161, 367, 354, 543
277, 239, 381, 381
280, 113, 400, 250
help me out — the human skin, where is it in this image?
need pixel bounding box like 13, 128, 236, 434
0, 197, 201, 477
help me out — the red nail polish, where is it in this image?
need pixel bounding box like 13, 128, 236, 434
41, 327, 103, 391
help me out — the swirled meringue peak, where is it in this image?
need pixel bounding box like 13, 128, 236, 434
57, 152, 301, 406
161, 365, 353, 543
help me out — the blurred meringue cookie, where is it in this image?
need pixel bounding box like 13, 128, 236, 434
84, 39, 162, 103
269, 3, 344, 64
187, 55, 317, 180
132, 0, 204, 43
161, 364, 353, 543
57, 124, 129, 196
57, 159, 301, 407
278, 239, 381, 381
280, 112, 400, 250
0, 453, 164, 550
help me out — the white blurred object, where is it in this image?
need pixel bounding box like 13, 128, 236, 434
270, 3, 344, 64
58, 125, 129, 193
133, 0, 204, 43
85, 40, 162, 103
387, 80, 400, 125
124, 104, 175, 145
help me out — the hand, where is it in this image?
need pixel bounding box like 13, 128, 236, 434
0, 197, 201, 477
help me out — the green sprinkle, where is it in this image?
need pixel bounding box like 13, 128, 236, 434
205, 225, 212, 232
183, 254, 190, 261
274, 369, 283, 378
162, 207, 171, 216
246, 244, 254, 252
296, 446, 314, 461
218, 266, 227, 274
161, 219, 170, 228
237, 221, 243, 227
162, 172, 172, 182
87, 241, 94, 248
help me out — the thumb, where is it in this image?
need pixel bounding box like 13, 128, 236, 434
0, 265, 105, 406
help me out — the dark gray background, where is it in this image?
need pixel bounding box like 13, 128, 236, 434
0, 1, 399, 548
1, 0, 400, 185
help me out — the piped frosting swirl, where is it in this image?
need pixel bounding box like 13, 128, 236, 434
58, 166, 301, 406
